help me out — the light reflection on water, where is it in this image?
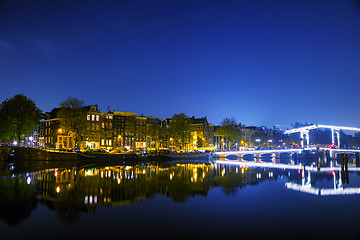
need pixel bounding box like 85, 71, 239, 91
0, 158, 360, 239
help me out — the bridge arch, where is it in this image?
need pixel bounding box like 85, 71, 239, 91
242, 154, 255, 161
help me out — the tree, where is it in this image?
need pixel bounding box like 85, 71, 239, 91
291, 122, 313, 128
216, 117, 242, 150
57, 97, 88, 149
168, 113, 191, 151
147, 122, 163, 150
0, 94, 42, 142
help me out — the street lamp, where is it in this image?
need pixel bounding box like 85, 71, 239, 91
256, 139, 260, 148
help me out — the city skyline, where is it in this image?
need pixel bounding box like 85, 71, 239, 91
1, 0, 360, 128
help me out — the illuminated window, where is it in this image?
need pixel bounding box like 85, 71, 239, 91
101, 139, 104, 145
109, 140, 112, 146
102, 122, 105, 128
96, 115, 99, 121
92, 115, 95, 121
87, 115, 90, 120
109, 116, 112, 119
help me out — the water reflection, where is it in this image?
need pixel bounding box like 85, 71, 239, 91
285, 164, 360, 196
0, 158, 360, 226
0, 178, 37, 226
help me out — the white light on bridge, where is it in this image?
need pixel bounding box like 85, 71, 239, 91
215, 160, 302, 170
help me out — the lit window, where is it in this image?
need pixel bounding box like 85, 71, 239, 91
101, 139, 104, 145
87, 115, 90, 120
92, 115, 95, 121
102, 122, 105, 128
96, 115, 99, 121
109, 116, 112, 119
109, 140, 112, 146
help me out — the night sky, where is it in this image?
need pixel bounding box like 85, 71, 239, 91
1, 0, 360, 129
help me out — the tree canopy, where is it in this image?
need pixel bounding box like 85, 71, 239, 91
215, 117, 242, 149
168, 113, 191, 150
0, 94, 42, 142
147, 122, 163, 150
57, 97, 88, 148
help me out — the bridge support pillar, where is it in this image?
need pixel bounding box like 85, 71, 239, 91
300, 130, 310, 148
331, 128, 341, 147
255, 153, 260, 162
292, 152, 299, 164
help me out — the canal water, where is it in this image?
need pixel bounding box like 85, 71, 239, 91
0, 157, 360, 239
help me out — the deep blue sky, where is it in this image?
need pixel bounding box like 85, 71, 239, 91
1, 0, 360, 129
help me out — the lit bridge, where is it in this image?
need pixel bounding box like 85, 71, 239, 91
212, 147, 316, 159
212, 147, 360, 161
284, 124, 360, 148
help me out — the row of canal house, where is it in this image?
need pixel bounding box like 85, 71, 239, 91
34, 104, 277, 152
35, 105, 217, 151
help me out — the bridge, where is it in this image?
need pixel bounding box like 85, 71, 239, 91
212, 147, 316, 159
284, 124, 360, 148
212, 147, 360, 162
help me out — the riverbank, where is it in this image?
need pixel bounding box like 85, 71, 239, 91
0, 146, 77, 161
0, 146, 211, 163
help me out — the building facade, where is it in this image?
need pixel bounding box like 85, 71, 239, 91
35, 105, 217, 152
